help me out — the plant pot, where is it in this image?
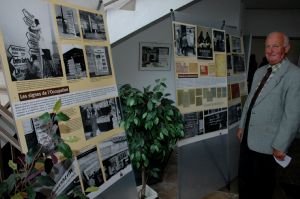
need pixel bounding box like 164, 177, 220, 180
136, 184, 158, 199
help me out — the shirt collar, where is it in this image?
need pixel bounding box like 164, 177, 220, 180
267, 58, 287, 73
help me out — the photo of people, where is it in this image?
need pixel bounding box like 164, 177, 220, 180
79, 98, 121, 140
54, 5, 81, 39
77, 147, 104, 193
213, 29, 225, 52
85, 45, 112, 77
79, 10, 106, 40
174, 23, 196, 57
231, 36, 243, 53
0, 0, 63, 81
62, 44, 87, 80
232, 54, 245, 73
197, 26, 213, 60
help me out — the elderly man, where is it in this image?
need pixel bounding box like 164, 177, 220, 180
237, 32, 300, 199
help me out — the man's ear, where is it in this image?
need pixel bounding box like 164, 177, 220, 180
285, 44, 291, 53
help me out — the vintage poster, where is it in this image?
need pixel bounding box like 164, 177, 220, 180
173, 23, 196, 57
139, 42, 171, 71
54, 5, 81, 39
213, 29, 225, 53
0, 0, 121, 153
50, 159, 81, 197
204, 107, 227, 134
173, 22, 230, 140
176, 61, 198, 78
230, 35, 243, 54
182, 111, 204, 138
228, 103, 242, 126
197, 26, 213, 60
76, 147, 105, 193
215, 53, 227, 77
232, 54, 245, 73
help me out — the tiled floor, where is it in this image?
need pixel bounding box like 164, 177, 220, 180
151, 138, 300, 199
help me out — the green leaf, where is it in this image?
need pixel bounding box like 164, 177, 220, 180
26, 185, 36, 199
154, 117, 159, 125
147, 101, 153, 111
128, 98, 135, 106
160, 132, 164, 139
57, 142, 73, 159
56, 195, 69, 199
64, 136, 80, 143
142, 112, 147, 119
39, 112, 51, 123
0, 181, 9, 196
8, 160, 17, 171
55, 112, 70, 121
85, 186, 99, 193
141, 154, 146, 161
133, 118, 139, 125
35, 175, 56, 186
11, 193, 24, 199
53, 99, 62, 112
135, 151, 141, 161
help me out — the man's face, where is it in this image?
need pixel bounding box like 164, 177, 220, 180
265, 33, 289, 65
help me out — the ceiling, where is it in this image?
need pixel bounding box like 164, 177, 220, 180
244, 0, 300, 9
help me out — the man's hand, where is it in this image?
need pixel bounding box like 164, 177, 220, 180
236, 128, 244, 142
273, 148, 286, 161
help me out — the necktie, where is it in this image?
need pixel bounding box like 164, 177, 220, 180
242, 67, 272, 144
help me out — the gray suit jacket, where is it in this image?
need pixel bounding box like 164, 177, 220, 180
239, 59, 300, 154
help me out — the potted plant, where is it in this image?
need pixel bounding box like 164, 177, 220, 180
0, 100, 86, 199
119, 79, 184, 199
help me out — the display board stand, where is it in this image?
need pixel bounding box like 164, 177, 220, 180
0, 102, 20, 151
170, 9, 244, 199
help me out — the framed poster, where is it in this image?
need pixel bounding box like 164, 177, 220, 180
139, 42, 171, 71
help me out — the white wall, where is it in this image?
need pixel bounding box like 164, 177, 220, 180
112, 0, 242, 101
107, 0, 194, 43
243, 9, 300, 37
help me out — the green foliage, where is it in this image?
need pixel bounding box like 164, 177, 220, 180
0, 99, 75, 199
119, 79, 184, 198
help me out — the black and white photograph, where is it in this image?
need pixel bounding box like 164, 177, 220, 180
50, 159, 81, 197
213, 29, 225, 52
182, 111, 204, 139
232, 54, 245, 73
77, 147, 105, 192
174, 23, 196, 57
204, 107, 227, 134
139, 42, 171, 71
79, 98, 121, 140
0, 0, 63, 81
99, 133, 130, 180
230, 35, 243, 53
54, 5, 81, 39
79, 10, 106, 40
228, 103, 242, 126
62, 44, 87, 80
197, 26, 213, 60
226, 34, 231, 53
227, 54, 233, 76
23, 114, 61, 154
85, 45, 112, 77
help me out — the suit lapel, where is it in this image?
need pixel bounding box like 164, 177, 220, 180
254, 61, 289, 106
